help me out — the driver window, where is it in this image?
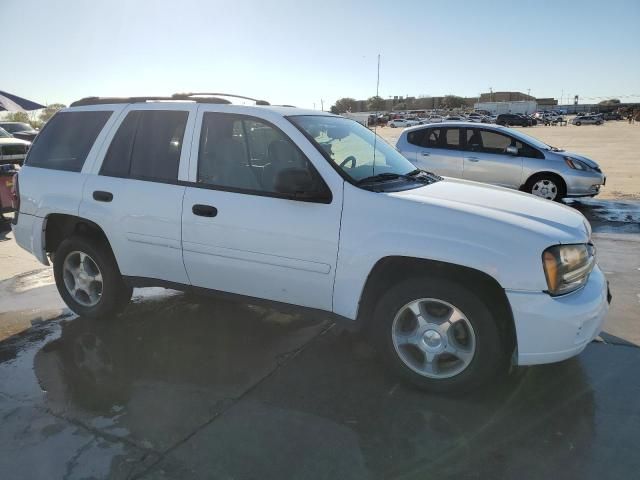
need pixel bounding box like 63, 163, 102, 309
197, 113, 322, 196
477, 130, 512, 155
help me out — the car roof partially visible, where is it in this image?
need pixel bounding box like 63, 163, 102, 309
64, 101, 334, 119
403, 121, 507, 132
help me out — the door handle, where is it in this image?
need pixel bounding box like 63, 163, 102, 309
465, 157, 480, 162
192, 204, 218, 217
93, 191, 113, 202
420, 152, 430, 157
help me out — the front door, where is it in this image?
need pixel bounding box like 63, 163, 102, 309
462, 128, 524, 188
181, 108, 342, 311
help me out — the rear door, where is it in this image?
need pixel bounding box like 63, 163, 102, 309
411, 126, 464, 178
462, 128, 524, 188
80, 103, 197, 284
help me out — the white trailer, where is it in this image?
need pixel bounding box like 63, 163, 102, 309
343, 112, 372, 126
474, 101, 537, 115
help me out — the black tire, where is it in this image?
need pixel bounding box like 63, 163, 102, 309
53, 235, 132, 318
372, 277, 507, 393
596, 120, 602, 125
575, 121, 582, 126
524, 173, 566, 201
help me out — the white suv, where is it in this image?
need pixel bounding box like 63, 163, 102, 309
12, 93, 610, 392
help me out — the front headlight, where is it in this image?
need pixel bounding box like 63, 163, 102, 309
542, 243, 596, 296
564, 156, 592, 171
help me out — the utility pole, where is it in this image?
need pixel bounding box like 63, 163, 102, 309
320, 99, 324, 111
489, 87, 493, 102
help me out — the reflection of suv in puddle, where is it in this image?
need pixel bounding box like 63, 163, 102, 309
13, 93, 609, 392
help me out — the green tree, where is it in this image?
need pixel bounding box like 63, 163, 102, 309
367, 95, 386, 111
39, 103, 66, 124
598, 98, 620, 105
331, 97, 357, 114
442, 95, 467, 109
4, 111, 30, 124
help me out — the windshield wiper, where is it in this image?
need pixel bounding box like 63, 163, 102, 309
408, 168, 442, 181
356, 172, 405, 185
357, 169, 438, 186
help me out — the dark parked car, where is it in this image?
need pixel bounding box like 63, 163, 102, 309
0, 127, 31, 165
0, 122, 38, 142
496, 113, 532, 127
603, 112, 623, 120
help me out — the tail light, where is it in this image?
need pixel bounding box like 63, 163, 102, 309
11, 172, 19, 224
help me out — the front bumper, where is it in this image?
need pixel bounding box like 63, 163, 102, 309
507, 265, 609, 366
565, 171, 606, 197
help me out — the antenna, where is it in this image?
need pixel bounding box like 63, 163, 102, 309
372, 53, 381, 175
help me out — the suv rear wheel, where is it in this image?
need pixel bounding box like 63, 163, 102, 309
53, 235, 132, 318
372, 277, 506, 393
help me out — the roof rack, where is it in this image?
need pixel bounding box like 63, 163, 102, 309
70, 92, 270, 107
177, 92, 270, 105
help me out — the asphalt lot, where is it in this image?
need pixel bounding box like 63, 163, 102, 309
0, 199, 639, 480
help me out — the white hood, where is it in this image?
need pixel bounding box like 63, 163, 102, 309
390, 178, 590, 244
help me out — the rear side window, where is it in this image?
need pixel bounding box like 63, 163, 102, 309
26, 111, 111, 172
100, 110, 188, 183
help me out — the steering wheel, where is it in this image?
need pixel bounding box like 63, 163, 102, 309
340, 156, 356, 169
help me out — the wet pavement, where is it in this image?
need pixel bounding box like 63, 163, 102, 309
0, 200, 639, 479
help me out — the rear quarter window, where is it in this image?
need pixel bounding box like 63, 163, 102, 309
26, 111, 111, 172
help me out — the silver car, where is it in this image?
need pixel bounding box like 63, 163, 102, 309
396, 122, 606, 201
572, 115, 603, 126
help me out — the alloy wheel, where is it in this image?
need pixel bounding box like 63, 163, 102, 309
62, 251, 103, 307
391, 298, 476, 379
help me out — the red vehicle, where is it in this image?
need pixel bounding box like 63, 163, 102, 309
0, 165, 18, 219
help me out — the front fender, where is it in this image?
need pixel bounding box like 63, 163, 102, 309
332, 185, 552, 320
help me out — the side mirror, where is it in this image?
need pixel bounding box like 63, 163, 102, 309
274, 167, 331, 203
505, 145, 519, 155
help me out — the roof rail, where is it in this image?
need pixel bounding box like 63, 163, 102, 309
70, 93, 270, 107
174, 92, 270, 105
69, 95, 232, 107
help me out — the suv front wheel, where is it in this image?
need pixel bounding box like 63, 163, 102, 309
53, 235, 132, 318
372, 277, 506, 392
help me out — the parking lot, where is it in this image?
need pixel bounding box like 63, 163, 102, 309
1, 180, 639, 479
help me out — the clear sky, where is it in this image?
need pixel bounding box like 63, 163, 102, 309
2, 0, 639, 109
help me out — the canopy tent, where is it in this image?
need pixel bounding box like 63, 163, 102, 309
0, 90, 45, 112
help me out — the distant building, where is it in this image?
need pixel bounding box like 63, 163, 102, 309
350, 91, 557, 114
536, 97, 559, 109
479, 91, 535, 103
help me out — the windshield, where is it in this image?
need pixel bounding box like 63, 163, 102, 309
288, 115, 417, 182
0, 122, 34, 133
0, 127, 12, 138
